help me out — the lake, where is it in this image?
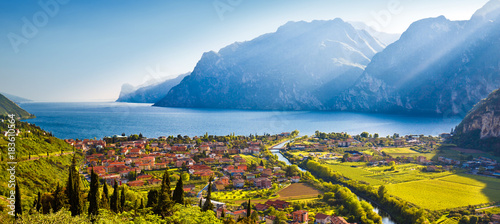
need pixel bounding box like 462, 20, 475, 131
20, 102, 462, 140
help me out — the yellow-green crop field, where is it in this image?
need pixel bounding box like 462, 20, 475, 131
238, 154, 261, 164
381, 147, 437, 159
386, 174, 500, 210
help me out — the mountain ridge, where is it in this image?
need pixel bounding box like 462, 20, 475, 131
155, 18, 385, 110
0, 93, 34, 120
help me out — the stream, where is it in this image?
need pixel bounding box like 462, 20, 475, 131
271, 141, 397, 224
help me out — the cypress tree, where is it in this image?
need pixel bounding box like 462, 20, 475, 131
110, 180, 120, 213
155, 169, 173, 216
66, 155, 84, 216
100, 182, 110, 209
14, 180, 22, 219
139, 198, 144, 209
36, 191, 42, 212
202, 176, 214, 212
246, 199, 251, 218
120, 185, 126, 212
199, 198, 202, 208
88, 168, 100, 218
172, 173, 184, 205
52, 182, 65, 213
146, 189, 158, 208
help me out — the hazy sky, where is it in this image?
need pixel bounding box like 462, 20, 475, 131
0, 0, 490, 102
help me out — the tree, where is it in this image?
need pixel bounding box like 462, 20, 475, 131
88, 168, 100, 218
155, 169, 173, 216
110, 180, 120, 213
181, 173, 190, 182
361, 132, 369, 138
202, 176, 215, 212
246, 199, 251, 218
120, 186, 126, 212
36, 191, 42, 212
146, 189, 158, 208
374, 133, 379, 138
52, 182, 65, 213
139, 198, 144, 209
378, 185, 387, 199
173, 173, 185, 205
250, 209, 259, 222
100, 182, 110, 210
66, 155, 84, 216
15, 180, 22, 219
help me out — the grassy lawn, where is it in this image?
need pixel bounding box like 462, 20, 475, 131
386, 174, 500, 210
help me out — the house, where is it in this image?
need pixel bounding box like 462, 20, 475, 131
219, 176, 230, 186
256, 166, 264, 172
265, 200, 289, 210
255, 203, 270, 211
183, 184, 195, 192
254, 178, 272, 189
314, 213, 332, 224
233, 179, 245, 188
107, 150, 115, 156
230, 210, 247, 220
332, 216, 350, 224
292, 210, 308, 223
147, 179, 162, 185
214, 181, 226, 191
128, 180, 145, 187
291, 176, 300, 183
230, 169, 245, 176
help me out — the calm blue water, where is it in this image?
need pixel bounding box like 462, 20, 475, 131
20, 102, 462, 140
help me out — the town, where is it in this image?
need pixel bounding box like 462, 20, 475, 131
61, 129, 500, 224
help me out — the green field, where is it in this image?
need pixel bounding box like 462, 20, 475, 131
323, 161, 385, 185
238, 154, 261, 165
386, 174, 500, 210
381, 147, 437, 159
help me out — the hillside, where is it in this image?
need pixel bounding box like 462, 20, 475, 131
0, 119, 82, 212
117, 73, 189, 103
332, 0, 500, 115
155, 18, 385, 110
0, 93, 34, 120
453, 88, 500, 155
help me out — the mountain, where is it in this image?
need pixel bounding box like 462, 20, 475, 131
0, 93, 34, 120
332, 1, 500, 115
349, 21, 401, 45
0, 92, 32, 104
155, 19, 386, 110
117, 73, 189, 103
453, 88, 500, 155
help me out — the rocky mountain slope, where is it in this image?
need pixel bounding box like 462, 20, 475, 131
117, 73, 188, 103
155, 19, 386, 110
453, 88, 500, 154
332, 0, 500, 115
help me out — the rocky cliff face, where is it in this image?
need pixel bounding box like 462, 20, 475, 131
155, 19, 385, 110
117, 73, 188, 103
457, 89, 500, 139
454, 88, 500, 154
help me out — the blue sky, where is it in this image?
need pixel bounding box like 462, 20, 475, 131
0, 0, 490, 102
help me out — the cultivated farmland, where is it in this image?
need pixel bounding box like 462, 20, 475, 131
276, 183, 322, 200
386, 174, 500, 210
